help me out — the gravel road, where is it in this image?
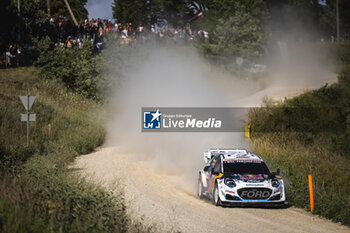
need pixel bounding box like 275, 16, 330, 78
73, 147, 349, 233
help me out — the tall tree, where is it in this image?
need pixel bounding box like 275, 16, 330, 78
50, 0, 88, 21
0, 0, 88, 46
112, 0, 190, 27
266, 0, 350, 40
199, 0, 269, 63
112, 0, 149, 26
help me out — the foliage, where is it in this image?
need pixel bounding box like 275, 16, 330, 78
0, 0, 87, 45
250, 85, 347, 134
35, 39, 105, 100
337, 43, 350, 68
0, 66, 104, 170
265, 0, 350, 39
203, 0, 268, 23
50, 0, 88, 22
251, 134, 350, 225
21, 157, 128, 233
0, 67, 156, 232
112, 0, 190, 27
248, 44, 350, 225
197, 0, 268, 65
112, 0, 144, 26
0, 178, 51, 233
201, 6, 266, 61
249, 71, 350, 154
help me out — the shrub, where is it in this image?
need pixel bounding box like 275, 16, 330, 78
35, 40, 105, 100
248, 45, 350, 225
251, 134, 350, 225
0, 67, 135, 233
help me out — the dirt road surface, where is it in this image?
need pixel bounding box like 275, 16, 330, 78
73, 147, 349, 233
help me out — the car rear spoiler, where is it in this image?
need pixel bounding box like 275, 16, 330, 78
203, 148, 248, 164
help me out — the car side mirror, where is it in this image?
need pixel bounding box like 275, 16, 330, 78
271, 168, 280, 177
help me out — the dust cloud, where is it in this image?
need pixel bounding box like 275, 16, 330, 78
235, 39, 336, 106
104, 42, 334, 192
104, 46, 252, 191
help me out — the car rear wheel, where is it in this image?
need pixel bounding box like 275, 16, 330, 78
212, 183, 221, 206
197, 177, 204, 199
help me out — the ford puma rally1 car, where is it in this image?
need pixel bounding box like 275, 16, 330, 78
197, 149, 285, 206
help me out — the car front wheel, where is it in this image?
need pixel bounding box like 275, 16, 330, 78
212, 183, 222, 206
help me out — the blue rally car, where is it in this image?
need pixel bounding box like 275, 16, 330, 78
197, 149, 285, 206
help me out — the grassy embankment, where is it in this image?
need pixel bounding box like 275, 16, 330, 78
248, 43, 350, 225
0, 67, 154, 232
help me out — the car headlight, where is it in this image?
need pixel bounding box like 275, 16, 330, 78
272, 179, 280, 187
224, 178, 236, 187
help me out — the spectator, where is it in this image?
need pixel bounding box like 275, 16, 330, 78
50, 16, 55, 26
6, 49, 13, 67
66, 37, 73, 48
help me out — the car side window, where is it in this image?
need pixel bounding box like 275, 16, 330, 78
213, 158, 221, 174
210, 160, 215, 169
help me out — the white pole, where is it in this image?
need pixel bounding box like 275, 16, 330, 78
27, 96, 29, 146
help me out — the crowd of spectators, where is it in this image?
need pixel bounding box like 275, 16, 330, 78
48, 16, 114, 49
48, 15, 209, 49
116, 23, 209, 46
1, 15, 209, 68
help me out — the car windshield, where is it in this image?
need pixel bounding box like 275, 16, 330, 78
223, 162, 271, 175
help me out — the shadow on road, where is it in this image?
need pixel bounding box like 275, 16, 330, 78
199, 197, 292, 210
220, 202, 292, 209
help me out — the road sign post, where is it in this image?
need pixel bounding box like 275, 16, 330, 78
20, 95, 36, 146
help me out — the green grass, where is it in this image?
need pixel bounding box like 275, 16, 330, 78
0, 67, 156, 233
251, 134, 350, 225
0, 67, 105, 170
248, 44, 350, 225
